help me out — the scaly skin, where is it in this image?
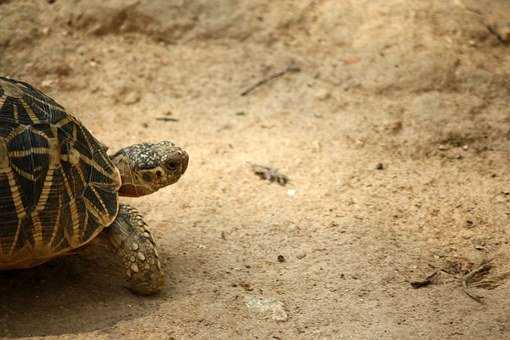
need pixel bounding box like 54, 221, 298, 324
105, 142, 188, 294
111, 141, 188, 197
104, 204, 165, 295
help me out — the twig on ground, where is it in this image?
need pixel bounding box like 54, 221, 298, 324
462, 258, 493, 304
241, 64, 301, 96
410, 271, 439, 289
155, 117, 179, 122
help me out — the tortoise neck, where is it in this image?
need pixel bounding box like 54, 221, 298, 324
110, 152, 153, 197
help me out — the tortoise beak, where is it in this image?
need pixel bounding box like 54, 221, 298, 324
180, 150, 189, 174
165, 147, 188, 177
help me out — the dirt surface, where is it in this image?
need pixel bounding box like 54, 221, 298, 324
1, 0, 510, 339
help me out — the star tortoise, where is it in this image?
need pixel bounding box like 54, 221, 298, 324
0, 76, 188, 295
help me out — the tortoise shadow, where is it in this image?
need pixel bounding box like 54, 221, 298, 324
0, 244, 174, 338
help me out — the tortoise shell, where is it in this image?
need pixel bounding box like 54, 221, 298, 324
0, 76, 121, 269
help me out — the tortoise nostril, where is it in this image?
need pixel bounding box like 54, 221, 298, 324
155, 169, 163, 178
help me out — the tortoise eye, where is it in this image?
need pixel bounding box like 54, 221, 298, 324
166, 160, 178, 171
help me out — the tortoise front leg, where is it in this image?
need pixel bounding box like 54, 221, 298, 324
104, 203, 165, 295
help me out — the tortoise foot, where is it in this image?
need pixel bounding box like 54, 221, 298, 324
105, 203, 165, 295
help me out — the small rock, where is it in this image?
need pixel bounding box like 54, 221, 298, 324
277, 255, 285, 263
314, 88, 330, 100
495, 194, 508, 203
388, 120, 403, 134
312, 140, 322, 152
296, 252, 307, 259
491, 23, 510, 43
239, 282, 254, 291
271, 307, 288, 322
245, 296, 288, 322
123, 91, 141, 105
41, 79, 54, 87
375, 163, 384, 170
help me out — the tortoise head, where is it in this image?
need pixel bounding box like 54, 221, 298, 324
111, 141, 189, 197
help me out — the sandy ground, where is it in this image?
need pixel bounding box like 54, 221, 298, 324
1, 0, 510, 339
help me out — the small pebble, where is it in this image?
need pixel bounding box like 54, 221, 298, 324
296, 252, 307, 259
277, 255, 286, 263
245, 296, 288, 322
491, 23, 510, 43
375, 163, 384, 170
123, 91, 141, 105
287, 189, 297, 197
314, 88, 331, 100
41, 79, 53, 87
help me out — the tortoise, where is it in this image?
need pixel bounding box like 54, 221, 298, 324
0, 76, 188, 295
